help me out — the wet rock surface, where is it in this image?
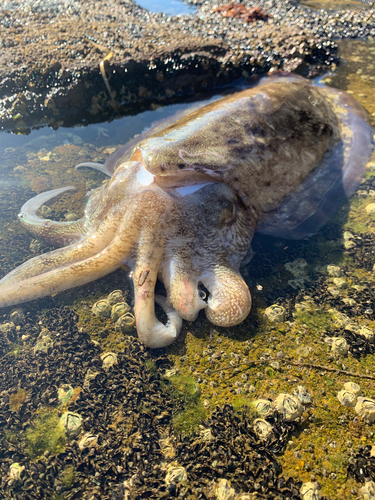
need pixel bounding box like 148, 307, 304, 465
0, 0, 374, 131
0, 307, 305, 499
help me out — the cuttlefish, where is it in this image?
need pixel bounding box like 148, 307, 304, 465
0, 75, 372, 348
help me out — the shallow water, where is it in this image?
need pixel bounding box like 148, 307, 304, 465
0, 40, 375, 499
135, 0, 196, 15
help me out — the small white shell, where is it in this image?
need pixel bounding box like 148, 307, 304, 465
332, 277, 346, 288
0, 322, 16, 336
253, 419, 274, 440
355, 397, 375, 423
343, 381, 362, 396
327, 287, 340, 297
264, 304, 285, 322
83, 368, 99, 388
92, 299, 111, 317
159, 437, 177, 459
213, 478, 236, 500
60, 411, 82, 438
325, 337, 349, 355
275, 393, 304, 421
111, 302, 131, 322
101, 352, 118, 370
358, 327, 375, 343
165, 464, 187, 485
326, 264, 341, 277
337, 390, 357, 407
58, 384, 75, 405
115, 312, 136, 332
200, 427, 213, 441
107, 289, 124, 305
361, 480, 375, 500
78, 433, 98, 450
9, 463, 25, 480
252, 398, 274, 417
9, 308, 25, 326
294, 385, 313, 405
331, 311, 350, 328
300, 481, 322, 500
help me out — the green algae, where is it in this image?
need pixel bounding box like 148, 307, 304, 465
172, 404, 207, 436
144, 359, 157, 374
9, 388, 27, 412
26, 411, 67, 458
293, 309, 334, 333
167, 374, 207, 436
59, 465, 76, 488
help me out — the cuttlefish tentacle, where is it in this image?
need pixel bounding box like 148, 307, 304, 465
201, 264, 252, 327
0, 208, 125, 288
0, 189, 163, 307
132, 190, 183, 348
18, 186, 88, 247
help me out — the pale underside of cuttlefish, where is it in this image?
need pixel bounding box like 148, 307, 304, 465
0, 75, 372, 348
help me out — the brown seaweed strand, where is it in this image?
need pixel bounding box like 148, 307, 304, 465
209, 357, 375, 380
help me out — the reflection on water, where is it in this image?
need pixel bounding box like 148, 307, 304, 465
0, 40, 374, 500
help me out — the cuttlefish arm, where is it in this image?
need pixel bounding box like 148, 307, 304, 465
18, 187, 87, 247
0, 182, 182, 348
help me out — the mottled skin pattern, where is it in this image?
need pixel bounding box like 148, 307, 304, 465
0, 76, 372, 348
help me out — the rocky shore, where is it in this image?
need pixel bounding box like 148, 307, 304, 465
0, 0, 374, 131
